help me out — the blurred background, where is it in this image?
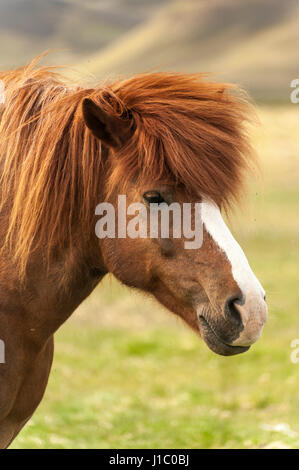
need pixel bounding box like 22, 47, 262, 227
1, 0, 298, 449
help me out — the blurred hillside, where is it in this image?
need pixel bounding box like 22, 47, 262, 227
0, 0, 167, 67
81, 0, 299, 102
0, 0, 298, 101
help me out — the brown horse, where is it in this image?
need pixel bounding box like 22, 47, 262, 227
0, 58, 267, 448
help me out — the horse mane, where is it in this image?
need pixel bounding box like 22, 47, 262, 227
0, 57, 255, 278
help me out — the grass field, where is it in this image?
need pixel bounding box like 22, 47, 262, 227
11, 105, 299, 449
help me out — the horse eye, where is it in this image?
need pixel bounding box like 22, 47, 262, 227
143, 191, 165, 205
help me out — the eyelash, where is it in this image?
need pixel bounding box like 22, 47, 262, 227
143, 191, 165, 205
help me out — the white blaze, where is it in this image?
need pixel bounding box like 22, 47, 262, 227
200, 198, 267, 346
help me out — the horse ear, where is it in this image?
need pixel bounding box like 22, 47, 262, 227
82, 97, 131, 148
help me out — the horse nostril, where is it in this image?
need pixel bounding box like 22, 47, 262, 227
225, 296, 243, 328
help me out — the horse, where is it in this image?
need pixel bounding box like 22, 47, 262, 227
0, 57, 267, 448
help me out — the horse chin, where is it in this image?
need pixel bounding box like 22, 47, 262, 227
198, 315, 250, 357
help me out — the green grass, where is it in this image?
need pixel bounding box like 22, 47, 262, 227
11, 106, 299, 449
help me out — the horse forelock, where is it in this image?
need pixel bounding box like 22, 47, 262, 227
107, 73, 256, 205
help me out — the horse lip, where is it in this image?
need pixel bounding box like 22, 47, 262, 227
198, 315, 250, 356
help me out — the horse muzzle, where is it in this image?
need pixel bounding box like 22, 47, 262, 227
229, 295, 268, 347
197, 294, 268, 356
198, 315, 250, 356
